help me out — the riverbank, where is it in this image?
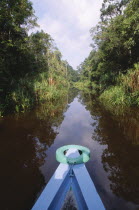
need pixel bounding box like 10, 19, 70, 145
99, 63, 139, 110
0, 72, 69, 117
74, 63, 139, 114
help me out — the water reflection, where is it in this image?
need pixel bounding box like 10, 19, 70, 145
0, 116, 46, 210
0, 93, 74, 210
81, 92, 139, 209
111, 109, 139, 145
1, 89, 139, 210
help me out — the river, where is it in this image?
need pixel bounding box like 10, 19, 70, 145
0, 89, 139, 210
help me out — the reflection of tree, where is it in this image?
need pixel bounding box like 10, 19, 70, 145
0, 90, 78, 210
112, 111, 139, 145
0, 118, 46, 210
68, 88, 79, 104
81, 93, 139, 205
102, 143, 139, 204
0, 90, 77, 210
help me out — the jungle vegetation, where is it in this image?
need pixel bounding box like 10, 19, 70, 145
0, 0, 79, 116
77, 0, 139, 109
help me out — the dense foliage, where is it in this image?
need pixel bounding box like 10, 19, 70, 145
0, 0, 77, 115
78, 0, 139, 107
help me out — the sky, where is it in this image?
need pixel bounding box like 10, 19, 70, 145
31, 0, 103, 69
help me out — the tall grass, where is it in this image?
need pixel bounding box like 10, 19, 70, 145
99, 86, 129, 106
99, 63, 139, 109
5, 72, 69, 113
73, 80, 91, 90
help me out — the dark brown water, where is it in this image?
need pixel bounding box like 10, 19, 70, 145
0, 90, 139, 210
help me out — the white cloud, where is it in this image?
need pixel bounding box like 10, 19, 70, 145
61, 0, 102, 29
31, 0, 103, 69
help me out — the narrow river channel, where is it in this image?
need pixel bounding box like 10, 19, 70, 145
0, 90, 139, 210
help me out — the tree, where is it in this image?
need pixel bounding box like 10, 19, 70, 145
0, 0, 37, 94
80, 0, 139, 94
100, 0, 130, 23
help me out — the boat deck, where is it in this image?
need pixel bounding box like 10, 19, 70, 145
32, 148, 105, 210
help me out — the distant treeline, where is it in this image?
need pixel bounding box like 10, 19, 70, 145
0, 0, 79, 115
78, 0, 139, 108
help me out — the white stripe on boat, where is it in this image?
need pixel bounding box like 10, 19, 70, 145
32, 148, 105, 210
